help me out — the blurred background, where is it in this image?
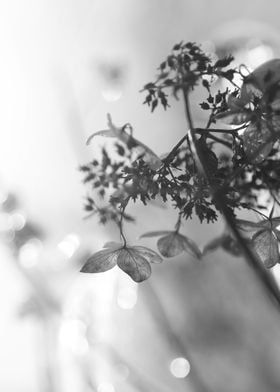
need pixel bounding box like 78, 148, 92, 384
1, 1, 280, 391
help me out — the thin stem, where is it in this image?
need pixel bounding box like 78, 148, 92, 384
182, 87, 280, 310
118, 200, 129, 247
162, 134, 188, 166
174, 213, 182, 233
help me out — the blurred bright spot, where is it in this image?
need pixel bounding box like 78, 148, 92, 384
97, 382, 115, 392
0, 212, 11, 231
101, 88, 123, 102
57, 233, 80, 258
0, 190, 8, 204
117, 287, 138, 309
18, 238, 42, 268
114, 364, 129, 381
247, 44, 274, 68
8, 212, 26, 230
59, 319, 89, 355
169, 357, 191, 378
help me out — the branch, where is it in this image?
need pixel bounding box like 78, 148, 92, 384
182, 88, 280, 310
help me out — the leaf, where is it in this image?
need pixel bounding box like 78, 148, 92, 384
236, 219, 263, 233
240, 59, 280, 103
117, 248, 152, 282
157, 233, 186, 257
131, 246, 163, 263
140, 230, 174, 238
258, 217, 280, 230
157, 232, 201, 258
242, 121, 274, 164
86, 114, 162, 170
252, 229, 280, 268
181, 235, 202, 259
203, 236, 224, 254
196, 138, 218, 175
81, 243, 160, 282
86, 129, 117, 145
220, 235, 243, 256
81, 247, 119, 273
204, 233, 250, 257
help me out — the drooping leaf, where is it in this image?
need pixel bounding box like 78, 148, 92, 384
117, 248, 152, 282
81, 247, 120, 273
157, 233, 186, 257
81, 242, 161, 282
252, 229, 280, 268
86, 114, 162, 170
203, 234, 242, 256
156, 232, 201, 258
131, 246, 163, 263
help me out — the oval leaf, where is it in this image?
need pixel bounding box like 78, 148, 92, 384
157, 233, 186, 257
252, 229, 280, 268
117, 248, 151, 282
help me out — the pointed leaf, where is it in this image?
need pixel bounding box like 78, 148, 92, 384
181, 235, 202, 258
252, 229, 280, 268
140, 230, 172, 238
86, 130, 117, 145
81, 248, 119, 273
117, 248, 151, 282
157, 233, 186, 257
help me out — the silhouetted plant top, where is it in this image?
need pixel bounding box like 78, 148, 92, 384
80, 42, 280, 283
